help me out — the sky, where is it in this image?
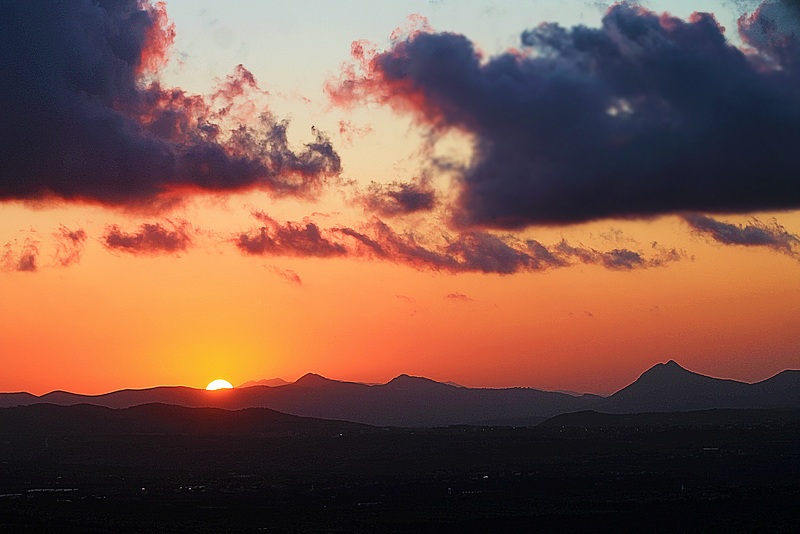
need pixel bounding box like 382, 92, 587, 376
1, 0, 799, 396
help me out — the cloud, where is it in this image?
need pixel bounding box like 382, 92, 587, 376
683, 213, 800, 258
236, 212, 348, 258
348, 219, 684, 272
0, 0, 339, 207
337, 219, 462, 271
446, 292, 474, 301
739, 0, 800, 56
266, 265, 303, 285
337, 120, 374, 146
236, 215, 682, 274
329, 1, 800, 227
358, 179, 438, 217
1, 238, 38, 272
446, 231, 566, 273
103, 219, 193, 255
554, 239, 684, 270
53, 226, 88, 267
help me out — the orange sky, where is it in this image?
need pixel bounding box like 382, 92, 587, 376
2, 1, 800, 396
3, 201, 798, 396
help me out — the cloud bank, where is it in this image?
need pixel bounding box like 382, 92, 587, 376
234, 214, 683, 274
329, 1, 800, 228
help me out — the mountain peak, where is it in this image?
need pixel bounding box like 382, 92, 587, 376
294, 373, 333, 387
642, 360, 689, 377
386, 374, 450, 388
390, 373, 416, 382
597, 359, 756, 414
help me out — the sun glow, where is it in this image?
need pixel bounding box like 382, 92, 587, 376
206, 379, 234, 390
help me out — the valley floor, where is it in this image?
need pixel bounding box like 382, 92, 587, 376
1, 416, 799, 532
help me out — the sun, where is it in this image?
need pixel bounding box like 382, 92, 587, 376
206, 379, 234, 390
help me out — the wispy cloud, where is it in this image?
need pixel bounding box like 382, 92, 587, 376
52, 226, 88, 267
267, 265, 303, 285
554, 240, 684, 270
337, 120, 373, 147
235, 215, 683, 274
103, 220, 193, 255
1, 238, 38, 272
683, 213, 800, 259
236, 212, 347, 258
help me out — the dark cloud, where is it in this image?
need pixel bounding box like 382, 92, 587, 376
0, 0, 339, 206
739, 0, 800, 57
683, 213, 800, 258
1, 239, 38, 272
446, 292, 474, 301
53, 226, 88, 267
236, 212, 348, 258
103, 220, 193, 254
329, 1, 800, 227
359, 179, 438, 217
236, 215, 681, 274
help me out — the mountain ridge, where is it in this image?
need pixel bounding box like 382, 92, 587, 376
2, 361, 798, 427
237, 378, 290, 388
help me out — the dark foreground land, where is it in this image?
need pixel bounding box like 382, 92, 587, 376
1, 405, 799, 533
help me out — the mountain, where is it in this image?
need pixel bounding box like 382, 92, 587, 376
0, 374, 596, 427
237, 378, 289, 388
594, 360, 800, 413
2, 361, 797, 426
750, 370, 800, 407
0, 391, 37, 405
31, 386, 223, 410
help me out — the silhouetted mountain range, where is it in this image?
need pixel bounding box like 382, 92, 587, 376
1, 361, 798, 426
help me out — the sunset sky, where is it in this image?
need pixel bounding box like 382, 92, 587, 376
2, 0, 799, 396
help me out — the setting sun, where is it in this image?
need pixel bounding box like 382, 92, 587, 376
206, 379, 234, 391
